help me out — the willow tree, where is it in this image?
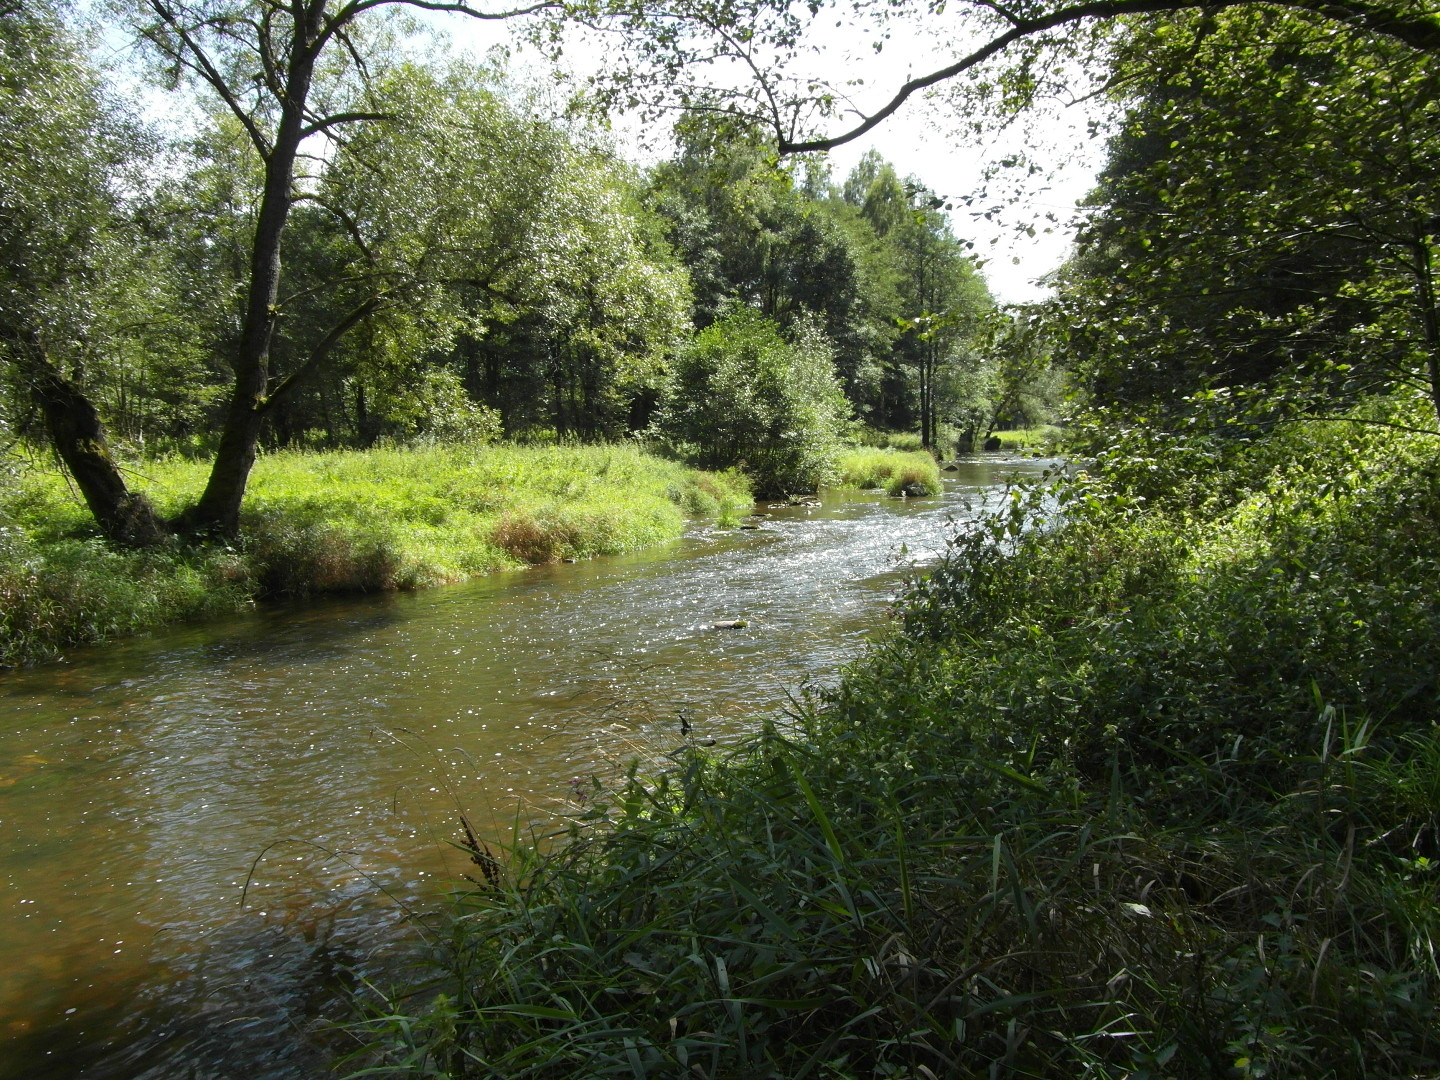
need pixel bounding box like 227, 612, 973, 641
0, 1, 169, 545
104, 0, 553, 540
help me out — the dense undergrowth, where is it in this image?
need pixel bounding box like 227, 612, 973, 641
0, 444, 750, 666
353, 405, 1440, 1078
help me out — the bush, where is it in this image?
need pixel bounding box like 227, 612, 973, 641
655, 308, 849, 498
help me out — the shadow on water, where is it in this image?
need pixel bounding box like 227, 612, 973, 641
2, 907, 386, 1080
0, 457, 1060, 1077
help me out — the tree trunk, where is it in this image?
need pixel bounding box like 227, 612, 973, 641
20, 338, 166, 548
178, 22, 321, 537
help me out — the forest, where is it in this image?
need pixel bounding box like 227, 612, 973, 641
5, 0, 1440, 1075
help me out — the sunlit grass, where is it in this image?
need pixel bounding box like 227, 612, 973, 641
833, 448, 941, 495
989, 424, 1064, 451
0, 444, 751, 663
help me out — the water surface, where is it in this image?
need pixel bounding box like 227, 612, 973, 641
0, 457, 1053, 1078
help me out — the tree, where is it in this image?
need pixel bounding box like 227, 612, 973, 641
891, 193, 993, 449
560, 0, 1440, 156
0, 0, 168, 545
977, 305, 1063, 437
1059, 8, 1440, 424
120, 0, 554, 537
654, 306, 849, 496
648, 116, 878, 383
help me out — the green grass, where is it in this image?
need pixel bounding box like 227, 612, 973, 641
0, 444, 750, 664
988, 424, 1064, 451
833, 448, 941, 496
850, 426, 927, 453
350, 405, 1440, 1079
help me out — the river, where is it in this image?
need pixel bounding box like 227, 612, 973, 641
0, 457, 1052, 1079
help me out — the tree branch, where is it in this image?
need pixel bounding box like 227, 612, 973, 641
333, 0, 559, 23
394, 0, 561, 16
291, 193, 377, 263
778, 0, 1440, 154
145, 0, 273, 157
300, 110, 395, 137
260, 296, 385, 412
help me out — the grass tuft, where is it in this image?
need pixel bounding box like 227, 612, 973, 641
834, 449, 941, 495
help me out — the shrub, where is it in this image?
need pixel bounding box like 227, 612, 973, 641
655, 308, 849, 498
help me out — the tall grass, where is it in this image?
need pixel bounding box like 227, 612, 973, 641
351, 406, 1440, 1078
988, 424, 1064, 451
850, 426, 929, 453
0, 444, 750, 664
833, 448, 941, 496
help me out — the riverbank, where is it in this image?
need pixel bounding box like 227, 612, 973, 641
0, 443, 750, 666
356, 406, 1440, 1077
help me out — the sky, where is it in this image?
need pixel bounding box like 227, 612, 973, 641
427, 8, 1110, 305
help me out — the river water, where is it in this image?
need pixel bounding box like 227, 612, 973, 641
0, 457, 1051, 1079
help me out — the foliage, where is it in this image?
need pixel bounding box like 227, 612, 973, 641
321, 66, 691, 443
1060, 8, 1440, 425
654, 308, 850, 497
555, 0, 1440, 157
0, 528, 249, 668
647, 129, 996, 443
353, 406, 1440, 1078
0, 1, 138, 381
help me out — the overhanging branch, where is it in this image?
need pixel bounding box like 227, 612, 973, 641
260, 296, 386, 413
778, 0, 1440, 154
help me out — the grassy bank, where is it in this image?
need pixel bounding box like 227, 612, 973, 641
989, 424, 1064, 451
355, 407, 1440, 1078
0, 444, 750, 666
